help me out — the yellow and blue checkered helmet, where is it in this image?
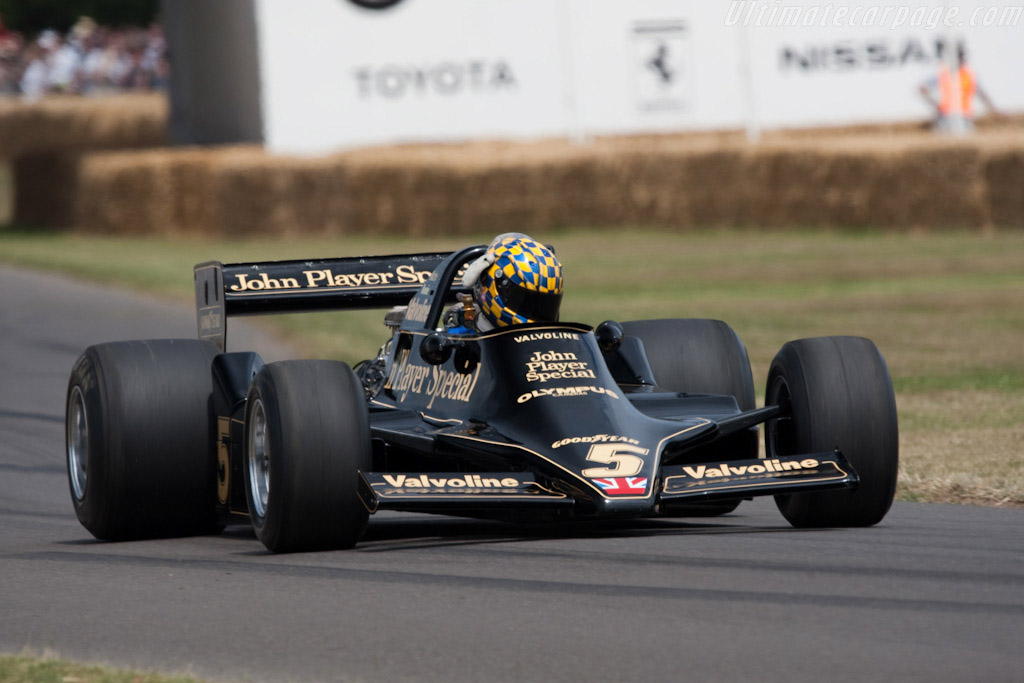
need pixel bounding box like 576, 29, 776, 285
473, 233, 563, 328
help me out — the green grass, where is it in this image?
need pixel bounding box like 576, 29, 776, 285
0, 653, 206, 683
2, 225, 1023, 507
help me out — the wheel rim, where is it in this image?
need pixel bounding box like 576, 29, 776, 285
67, 386, 89, 501
248, 398, 270, 520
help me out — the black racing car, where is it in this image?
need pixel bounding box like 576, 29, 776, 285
65, 245, 898, 552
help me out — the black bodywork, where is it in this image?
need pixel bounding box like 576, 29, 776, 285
197, 246, 858, 524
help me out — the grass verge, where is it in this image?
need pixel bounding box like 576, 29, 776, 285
0, 653, 206, 683
1, 225, 1022, 507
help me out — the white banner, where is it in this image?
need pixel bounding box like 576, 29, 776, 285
740, 0, 1024, 128
254, 0, 1024, 154
255, 0, 569, 153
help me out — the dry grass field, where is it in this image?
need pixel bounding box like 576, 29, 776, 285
1, 227, 1021, 507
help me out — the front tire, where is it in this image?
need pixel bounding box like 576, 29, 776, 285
243, 360, 371, 552
621, 319, 756, 414
765, 336, 899, 527
65, 340, 220, 540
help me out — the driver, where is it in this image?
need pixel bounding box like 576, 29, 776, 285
445, 233, 563, 333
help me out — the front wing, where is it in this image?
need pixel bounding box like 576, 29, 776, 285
356, 451, 858, 515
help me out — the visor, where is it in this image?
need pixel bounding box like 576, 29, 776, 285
497, 277, 562, 322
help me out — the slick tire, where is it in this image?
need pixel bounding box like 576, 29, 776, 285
765, 336, 899, 528
243, 360, 371, 552
620, 318, 756, 415
622, 319, 757, 517
65, 340, 221, 540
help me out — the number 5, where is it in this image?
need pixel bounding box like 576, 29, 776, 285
581, 444, 647, 478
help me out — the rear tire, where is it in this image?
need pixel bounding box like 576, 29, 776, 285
765, 336, 898, 527
623, 319, 755, 517
243, 360, 371, 552
65, 340, 220, 540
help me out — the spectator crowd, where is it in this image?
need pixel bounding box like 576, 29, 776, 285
0, 16, 168, 101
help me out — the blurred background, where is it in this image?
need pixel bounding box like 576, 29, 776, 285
1, 0, 1022, 233
0, 0, 1022, 506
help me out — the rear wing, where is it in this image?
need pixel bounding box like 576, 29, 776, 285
194, 252, 465, 351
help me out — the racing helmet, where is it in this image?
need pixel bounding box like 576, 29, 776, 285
462, 233, 563, 329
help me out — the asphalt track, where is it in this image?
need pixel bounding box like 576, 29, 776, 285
1, 264, 1023, 683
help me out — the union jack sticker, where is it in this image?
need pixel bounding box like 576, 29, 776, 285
593, 477, 648, 496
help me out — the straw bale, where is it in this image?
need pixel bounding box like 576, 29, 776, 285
896, 145, 990, 228
0, 94, 167, 159
212, 154, 349, 236
983, 148, 1024, 227
316, 133, 1012, 233
73, 150, 163, 233
694, 140, 992, 229
60, 147, 358, 236
12, 115, 1024, 235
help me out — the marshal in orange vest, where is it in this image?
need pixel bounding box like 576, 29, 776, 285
938, 64, 977, 117
919, 45, 999, 127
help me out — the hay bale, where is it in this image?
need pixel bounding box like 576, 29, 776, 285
71, 149, 180, 234
984, 149, 1024, 227
896, 146, 989, 228
67, 146, 332, 236
14, 116, 1024, 235
0, 94, 167, 159
711, 140, 990, 229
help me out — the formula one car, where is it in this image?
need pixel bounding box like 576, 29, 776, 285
65, 245, 899, 552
